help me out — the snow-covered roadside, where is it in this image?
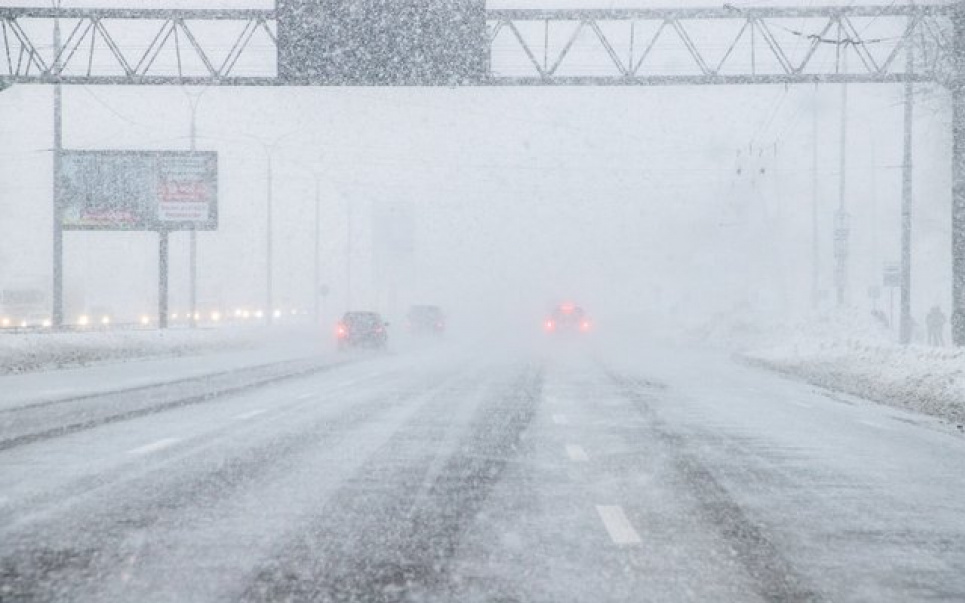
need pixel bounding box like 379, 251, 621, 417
701, 312, 965, 428
745, 342, 965, 427
0, 326, 323, 375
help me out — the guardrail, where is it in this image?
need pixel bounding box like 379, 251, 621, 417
0, 312, 313, 334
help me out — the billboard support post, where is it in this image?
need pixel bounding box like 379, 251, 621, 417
159, 231, 169, 329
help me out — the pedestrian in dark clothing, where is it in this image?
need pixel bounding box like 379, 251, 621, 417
927, 305, 946, 346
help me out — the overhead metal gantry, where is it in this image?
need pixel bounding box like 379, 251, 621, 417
0, 4, 955, 86
0, 7, 277, 87
488, 5, 953, 85
1, 2, 964, 345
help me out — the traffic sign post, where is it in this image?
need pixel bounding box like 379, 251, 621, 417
883, 263, 902, 288
883, 262, 902, 335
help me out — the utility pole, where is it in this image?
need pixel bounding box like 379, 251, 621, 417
900, 40, 914, 344
187, 91, 204, 329
51, 0, 64, 328
266, 153, 274, 325
243, 132, 297, 326
952, 5, 965, 346
834, 42, 850, 307
346, 197, 353, 311
313, 174, 321, 326
811, 88, 820, 310
870, 140, 879, 314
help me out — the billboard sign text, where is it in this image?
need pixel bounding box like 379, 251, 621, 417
57, 150, 218, 231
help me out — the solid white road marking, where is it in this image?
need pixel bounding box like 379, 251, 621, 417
234, 409, 267, 420
552, 414, 569, 425
566, 444, 589, 462
596, 505, 642, 546
127, 438, 180, 455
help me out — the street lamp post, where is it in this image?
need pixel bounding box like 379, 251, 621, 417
185, 89, 206, 329
52, 0, 64, 328
247, 132, 300, 326
313, 173, 321, 326
266, 151, 274, 325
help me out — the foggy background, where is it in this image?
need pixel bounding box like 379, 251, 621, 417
0, 0, 953, 338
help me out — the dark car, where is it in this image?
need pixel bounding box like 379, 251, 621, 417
544, 303, 591, 334
336, 311, 389, 351
407, 305, 446, 337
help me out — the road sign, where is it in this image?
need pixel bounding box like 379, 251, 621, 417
277, 0, 487, 85
57, 150, 218, 231
883, 263, 901, 288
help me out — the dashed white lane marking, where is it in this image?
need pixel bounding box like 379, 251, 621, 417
127, 438, 180, 455
566, 444, 589, 462
858, 420, 891, 431
596, 505, 642, 546
234, 409, 267, 420
791, 401, 813, 409
552, 414, 569, 425
297, 392, 316, 400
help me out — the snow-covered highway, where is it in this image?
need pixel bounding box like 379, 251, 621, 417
1, 342, 964, 602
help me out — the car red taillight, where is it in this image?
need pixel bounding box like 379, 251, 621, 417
544, 319, 556, 332
336, 323, 348, 338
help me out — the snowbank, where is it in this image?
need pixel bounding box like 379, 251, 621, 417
0, 327, 316, 375
703, 311, 965, 427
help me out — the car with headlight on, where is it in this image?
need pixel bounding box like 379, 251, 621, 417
543, 303, 591, 334
407, 304, 446, 337
336, 311, 389, 351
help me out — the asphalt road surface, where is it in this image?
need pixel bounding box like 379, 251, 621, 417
1, 342, 964, 602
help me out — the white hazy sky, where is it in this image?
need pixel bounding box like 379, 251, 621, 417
0, 0, 955, 334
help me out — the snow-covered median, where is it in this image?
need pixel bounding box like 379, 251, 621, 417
0, 327, 317, 375
710, 312, 965, 427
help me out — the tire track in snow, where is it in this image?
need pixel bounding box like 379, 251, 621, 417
607, 370, 824, 603
240, 363, 544, 603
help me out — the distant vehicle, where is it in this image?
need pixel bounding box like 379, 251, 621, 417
0, 287, 48, 328
407, 305, 445, 337
544, 303, 592, 334
336, 311, 389, 351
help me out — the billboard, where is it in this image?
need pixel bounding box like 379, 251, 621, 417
277, 0, 487, 85
57, 150, 218, 231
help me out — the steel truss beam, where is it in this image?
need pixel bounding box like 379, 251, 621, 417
487, 5, 953, 86
0, 7, 277, 84
0, 4, 956, 86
